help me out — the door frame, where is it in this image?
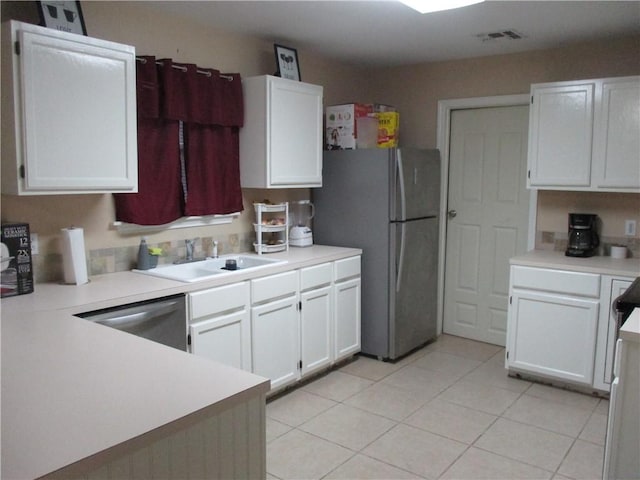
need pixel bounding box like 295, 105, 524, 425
435, 94, 536, 336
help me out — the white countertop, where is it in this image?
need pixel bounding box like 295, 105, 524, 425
510, 250, 640, 278
1, 245, 361, 479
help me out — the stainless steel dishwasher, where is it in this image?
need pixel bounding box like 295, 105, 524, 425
76, 294, 187, 351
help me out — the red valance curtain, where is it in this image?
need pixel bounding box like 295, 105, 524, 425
114, 56, 244, 225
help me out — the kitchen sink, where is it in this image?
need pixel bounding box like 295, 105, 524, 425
133, 254, 287, 283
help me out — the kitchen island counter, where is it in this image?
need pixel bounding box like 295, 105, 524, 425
1, 245, 361, 479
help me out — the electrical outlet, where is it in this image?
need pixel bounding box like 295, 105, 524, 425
30, 233, 39, 255
624, 220, 637, 237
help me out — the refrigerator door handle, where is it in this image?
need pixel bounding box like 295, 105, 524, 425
397, 150, 406, 221
396, 222, 406, 293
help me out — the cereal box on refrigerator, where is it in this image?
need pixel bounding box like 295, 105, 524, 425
1, 223, 34, 297
376, 111, 400, 148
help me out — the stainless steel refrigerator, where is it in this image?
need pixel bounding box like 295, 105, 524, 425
313, 148, 440, 360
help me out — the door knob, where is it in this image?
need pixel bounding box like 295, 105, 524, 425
448, 209, 457, 219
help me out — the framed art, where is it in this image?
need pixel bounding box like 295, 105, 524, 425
274, 44, 301, 81
37, 1, 87, 36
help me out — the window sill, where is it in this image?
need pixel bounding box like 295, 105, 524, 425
112, 213, 240, 234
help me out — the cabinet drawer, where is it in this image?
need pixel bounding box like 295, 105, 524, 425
251, 270, 298, 304
189, 282, 249, 320
511, 266, 600, 298
300, 263, 332, 291
334, 256, 361, 282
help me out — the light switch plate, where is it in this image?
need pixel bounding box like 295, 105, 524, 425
30, 233, 39, 255
624, 220, 636, 236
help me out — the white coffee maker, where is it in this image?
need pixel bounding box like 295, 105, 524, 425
289, 200, 315, 247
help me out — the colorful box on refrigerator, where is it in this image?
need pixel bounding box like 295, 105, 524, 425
1, 223, 34, 297
325, 103, 373, 150
376, 112, 400, 148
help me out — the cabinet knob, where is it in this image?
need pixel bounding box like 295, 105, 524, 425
447, 209, 457, 219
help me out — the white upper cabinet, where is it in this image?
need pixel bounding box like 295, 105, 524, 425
239, 75, 323, 188
528, 82, 594, 188
2, 21, 137, 195
527, 76, 640, 192
592, 77, 640, 190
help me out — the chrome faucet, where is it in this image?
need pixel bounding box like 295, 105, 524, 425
185, 238, 198, 261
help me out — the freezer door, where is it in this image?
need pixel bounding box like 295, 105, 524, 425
394, 149, 441, 221
390, 217, 439, 359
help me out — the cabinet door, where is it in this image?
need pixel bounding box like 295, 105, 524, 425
507, 290, 599, 385
334, 277, 361, 361
13, 24, 137, 193
300, 285, 332, 376
528, 82, 594, 188
592, 77, 640, 190
190, 310, 251, 371
251, 295, 299, 390
268, 78, 323, 187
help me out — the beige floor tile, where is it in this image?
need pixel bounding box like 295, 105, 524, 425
431, 334, 503, 361
324, 454, 421, 479
362, 423, 466, 478
578, 411, 608, 446
300, 370, 374, 402
557, 439, 604, 480
404, 398, 497, 444
551, 474, 573, 480
267, 390, 336, 427
299, 403, 396, 451
380, 364, 454, 399
412, 351, 483, 379
503, 394, 592, 437
267, 429, 354, 480
266, 417, 292, 443
344, 382, 429, 421
437, 380, 521, 415
475, 418, 574, 472
595, 398, 610, 415
463, 357, 533, 393
525, 383, 600, 411
339, 355, 404, 381
441, 446, 553, 479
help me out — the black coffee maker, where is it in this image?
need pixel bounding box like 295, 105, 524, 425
565, 213, 599, 257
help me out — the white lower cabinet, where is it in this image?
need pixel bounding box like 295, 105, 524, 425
188, 255, 361, 392
300, 263, 333, 376
506, 266, 600, 386
334, 257, 362, 361
188, 282, 251, 371
251, 271, 300, 391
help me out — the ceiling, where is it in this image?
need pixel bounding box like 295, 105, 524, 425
145, 0, 640, 67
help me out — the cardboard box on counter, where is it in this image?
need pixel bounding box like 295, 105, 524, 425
1, 223, 34, 297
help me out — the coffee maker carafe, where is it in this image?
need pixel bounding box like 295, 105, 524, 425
566, 213, 599, 257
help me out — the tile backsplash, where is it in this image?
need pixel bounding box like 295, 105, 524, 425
32, 233, 254, 283
536, 230, 640, 258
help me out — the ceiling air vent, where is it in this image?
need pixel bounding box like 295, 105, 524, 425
476, 29, 525, 42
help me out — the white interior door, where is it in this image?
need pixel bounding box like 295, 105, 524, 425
443, 106, 530, 346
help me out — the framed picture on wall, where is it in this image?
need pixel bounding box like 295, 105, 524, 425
37, 1, 87, 36
274, 44, 301, 81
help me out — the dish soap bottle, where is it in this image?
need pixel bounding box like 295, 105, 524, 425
137, 237, 151, 270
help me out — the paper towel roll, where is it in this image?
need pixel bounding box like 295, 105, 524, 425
61, 227, 88, 285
